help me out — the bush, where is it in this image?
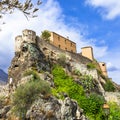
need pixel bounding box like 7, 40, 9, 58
52, 65, 84, 99
79, 93, 104, 119
41, 30, 51, 42
12, 76, 51, 119
23, 69, 40, 81
58, 54, 66, 67
108, 102, 120, 120
104, 79, 115, 92
73, 69, 81, 76
80, 75, 94, 93
87, 62, 96, 69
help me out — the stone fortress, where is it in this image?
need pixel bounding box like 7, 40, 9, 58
15, 29, 108, 77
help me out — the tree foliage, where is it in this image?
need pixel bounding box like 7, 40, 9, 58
0, 0, 42, 19
41, 30, 51, 42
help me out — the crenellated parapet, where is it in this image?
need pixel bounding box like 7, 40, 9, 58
22, 29, 36, 43
15, 29, 36, 53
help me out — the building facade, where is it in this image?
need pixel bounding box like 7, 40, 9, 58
50, 32, 76, 53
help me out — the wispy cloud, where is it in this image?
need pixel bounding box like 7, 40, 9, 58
86, 0, 120, 20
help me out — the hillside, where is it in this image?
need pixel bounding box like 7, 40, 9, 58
0, 69, 8, 84
0, 29, 120, 120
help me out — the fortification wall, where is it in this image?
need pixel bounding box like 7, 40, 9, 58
37, 37, 99, 80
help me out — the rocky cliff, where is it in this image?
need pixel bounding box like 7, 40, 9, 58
0, 29, 118, 120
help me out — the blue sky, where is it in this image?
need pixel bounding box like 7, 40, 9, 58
0, 0, 120, 84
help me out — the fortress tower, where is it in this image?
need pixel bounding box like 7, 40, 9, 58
15, 29, 36, 53
15, 35, 23, 52
99, 62, 108, 77
81, 46, 94, 61
22, 29, 36, 43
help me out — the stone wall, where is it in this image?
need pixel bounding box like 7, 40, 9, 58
37, 37, 98, 79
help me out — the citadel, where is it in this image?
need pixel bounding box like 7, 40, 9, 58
14, 29, 108, 78
0, 29, 120, 120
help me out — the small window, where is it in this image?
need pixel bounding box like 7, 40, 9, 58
58, 36, 60, 41
71, 50, 73, 52
102, 64, 105, 66
65, 48, 67, 51
58, 45, 61, 48
65, 39, 67, 44
71, 43, 72, 46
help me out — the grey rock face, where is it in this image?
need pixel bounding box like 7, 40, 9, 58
26, 97, 87, 120
8, 42, 50, 85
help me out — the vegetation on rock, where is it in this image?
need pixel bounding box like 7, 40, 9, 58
51, 65, 105, 119
108, 102, 120, 120
104, 79, 115, 92
12, 70, 51, 119
41, 30, 51, 42
87, 62, 96, 70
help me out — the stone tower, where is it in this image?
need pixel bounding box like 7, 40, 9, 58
99, 62, 108, 77
81, 46, 94, 61
22, 29, 36, 43
14, 29, 36, 53
15, 35, 23, 52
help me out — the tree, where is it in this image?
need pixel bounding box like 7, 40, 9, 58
0, 0, 42, 19
41, 30, 51, 42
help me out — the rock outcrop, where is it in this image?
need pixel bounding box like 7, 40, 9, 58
26, 96, 87, 120
1, 29, 115, 119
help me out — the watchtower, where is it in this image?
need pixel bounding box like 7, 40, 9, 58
15, 35, 22, 52
81, 46, 94, 61
22, 29, 36, 43
99, 62, 108, 77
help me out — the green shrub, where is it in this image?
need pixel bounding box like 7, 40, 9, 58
108, 102, 120, 120
73, 69, 81, 76
58, 54, 66, 67
52, 65, 84, 99
41, 30, 51, 42
87, 62, 96, 69
79, 93, 104, 119
80, 75, 94, 93
104, 79, 115, 92
12, 78, 51, 119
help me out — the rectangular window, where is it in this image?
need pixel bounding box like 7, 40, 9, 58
58, 45, 61, 48
65, 39, 67, 44
58, 36, 60, 41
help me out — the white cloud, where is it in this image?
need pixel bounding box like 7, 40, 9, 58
86, 0, 120, 19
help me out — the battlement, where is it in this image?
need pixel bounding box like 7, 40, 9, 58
22, 29, 36, 43
14, 29, 37, 52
